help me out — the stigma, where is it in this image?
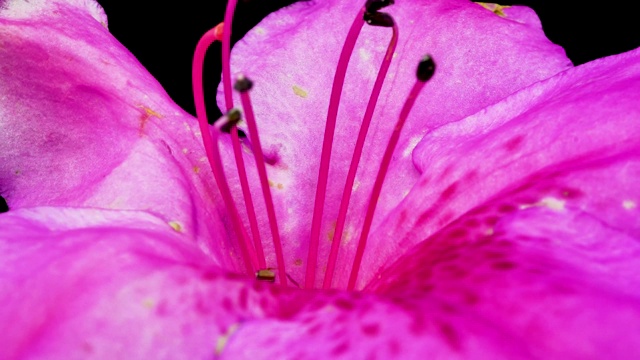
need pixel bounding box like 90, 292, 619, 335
191, 0, 435, 291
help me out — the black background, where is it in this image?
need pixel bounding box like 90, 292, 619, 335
95, 0, 640, 119
0, 1, 638, 213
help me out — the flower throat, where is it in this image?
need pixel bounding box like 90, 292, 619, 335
191, 0, 435, 291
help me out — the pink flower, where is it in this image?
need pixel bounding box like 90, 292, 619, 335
1, 0, 639, 358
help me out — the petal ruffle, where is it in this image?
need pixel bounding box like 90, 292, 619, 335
0, 0, 240, 264
218, 0, 571, 286
363, 43, 640, 298
0, 207, 274, 359
360, 47, 640, 287
368, 194, 640, 358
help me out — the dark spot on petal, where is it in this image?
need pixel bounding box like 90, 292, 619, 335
222, 297, 233, 312
503, 135, 525, 152
388, 340, 401, 355
463, 218, 481, 228
335, 298, 355, 311
446, 228, 468, 239
559, 187, 584, 199
259, 297, 269, 310
361, 323, 380, 336
484, 215, 500, 227
492, 261, 517, 271
238, 288, 248, 310
462, 291, 480, 305
438, 322, 461, 350
439, 182, 458, 201
307, 323, 322, 335
331, 341, 350, 355
497, 203, 517, 213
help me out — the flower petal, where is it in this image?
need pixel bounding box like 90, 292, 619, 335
361, 47, 640, 287
0, 0, 239, 262
219, 0, 571, 286
0, 207, 274, 359
368, 198, 640, 358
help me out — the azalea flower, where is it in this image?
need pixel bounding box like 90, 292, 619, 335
1, 0, 640, 358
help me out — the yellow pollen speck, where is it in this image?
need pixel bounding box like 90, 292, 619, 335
327, 222, 337, 242
142, 299, 154, 309
294, 259, 303, 267
352, 181, 361, 192
520, 197, 566, 212
475, 2, 510, 17
193, 166, 200, 174
403, 135, 423, 158
168, 221, 183, 232
136, 105, 163, 136
293, 85, 308, 98
215, 323, 240, 355
623, 200, 637, 210
277, 183, 284, 190
255, 27, 266, 35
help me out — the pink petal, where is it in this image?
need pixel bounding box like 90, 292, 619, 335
0, 1, 239, 263
0, 209, 548, 359
368, 194, 640, 358
361, 47, 640, 287
0, 207, 268, 359
218, 0, 572, 286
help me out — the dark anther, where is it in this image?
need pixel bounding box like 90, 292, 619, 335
0, 195, 8, 213
365, 0, 394, 13
234, 76, 254, 93
417, 55, 436, 82
220, 108, 242, 133
256, 269, 276, 282
364, 11, 395, 27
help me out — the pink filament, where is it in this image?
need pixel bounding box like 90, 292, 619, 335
347, 79, 427, 291
192, 29, 258, 274
305, 7, 367, 289
239, 86, 288, 286
222, 0, 268, 269
323, 23, 399, 290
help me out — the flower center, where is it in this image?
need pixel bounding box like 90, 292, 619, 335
191, 0, 435, 291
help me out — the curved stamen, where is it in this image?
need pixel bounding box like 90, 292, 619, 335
192, 29, 258, 274
236, 76, 288, 286
347, 55, 436, 290
323, 21, 399, 290
220, 1, 267, 269
305, 6, 367, 289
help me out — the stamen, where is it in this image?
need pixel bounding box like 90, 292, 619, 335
256, 268, 276, 283
192, 31, 257, 273
228, 109, 267, 270
305, 6, 367, 289
323, 20, 399, 289
235, 75, 288, 286
221, 0, 269, 270
347, 55, 436, 290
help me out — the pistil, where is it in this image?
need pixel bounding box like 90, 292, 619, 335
347, 55, 436, 290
